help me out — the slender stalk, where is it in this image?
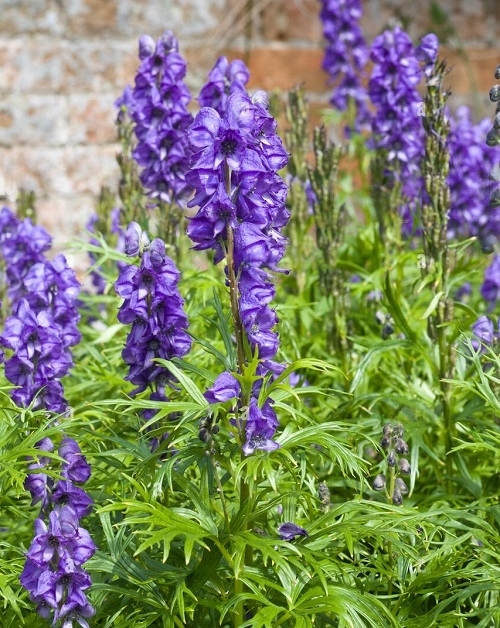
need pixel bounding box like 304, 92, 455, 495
420, 60, 455, 490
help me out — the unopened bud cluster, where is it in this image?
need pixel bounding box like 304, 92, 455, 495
372, 423, 411, 505
486, 65, 500, 147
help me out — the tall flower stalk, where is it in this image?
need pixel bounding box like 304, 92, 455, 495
187, 85, 289, 454
420, 59, 456, 487
118, 30, 194, 259
0, 209, 95, 626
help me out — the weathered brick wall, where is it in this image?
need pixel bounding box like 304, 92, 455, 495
0, 0, 499, 249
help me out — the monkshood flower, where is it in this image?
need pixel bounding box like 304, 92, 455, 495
0, 299, 74, 412
447, 106, 500, 241
198, 56, 250, 114
369, 27, 424, 169
115, 225, 192, 399
368, 27, 437, 234
20, 437, 95, 627
278, 522, 309, 542
416, 33, 439, 78
319, 0, 370, 131
0, 207, 52, 307
482, 253, 500, 306
123, 30, 193, 204
471, 315, 496, 349
187, 84, 289, 454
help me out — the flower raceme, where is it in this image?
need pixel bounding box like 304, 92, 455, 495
120, 30, 193, 205
187, 83, 289, 455
115, 224, 192, 402
21, 438, 96, 628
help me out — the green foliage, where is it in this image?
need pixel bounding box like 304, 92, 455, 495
2, 45, 500, 628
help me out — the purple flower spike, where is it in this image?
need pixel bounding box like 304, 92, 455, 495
278, 522, 309, 542
122, 30, 194, 204
319, 0, 371, 132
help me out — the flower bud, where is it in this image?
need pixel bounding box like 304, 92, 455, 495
494, 112, 500, 131
395, 438, 409, 455
387, 450, 397, 467
490, 188, 500, 209
481, 234, 497, 253
375, 310, 386, 325
495, 65, 500, 80
398, 458, 411, 474
490, 85, 500, 102
396, 477, 408, 495
392, 487, 403, 506
372, 473, 386, 491
198, 427, 210, 442
486, 128, 500, 147
382, 424, 393, 436
212, 424, 220, 435
380, 435, 391, 449
382, 322, 394, 339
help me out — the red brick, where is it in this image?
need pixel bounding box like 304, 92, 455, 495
259, 0, 322, 43
227, 46, 328, 94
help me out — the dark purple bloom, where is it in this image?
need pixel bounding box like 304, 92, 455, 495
319, 0, 370, 132
278, 522, 309, 542
368, 26, 429, 233
57, 600, 95, 628
482, 254, 500, 304
447, 106, 500, 241
122, 30, 193, 204
187, 77, 289, 455
198, 56, 250, 114
59, 438, 92, 484
204, 372, 241, 403
124, 221, 150, 257
416, 33, 439, 77
242, 398, 279, 456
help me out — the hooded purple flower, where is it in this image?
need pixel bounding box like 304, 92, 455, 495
278, 522, 309, 542
204, 372, 241, 403
242, 398, 279, 456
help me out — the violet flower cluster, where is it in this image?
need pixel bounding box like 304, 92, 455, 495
369, 29, 434, 225
115, 224, 192, 412
121, 30, 193, 205
198, 56, 250, 114
447, 106, 500, 243
0, 206, 52, 307
0, 209, 81, 412
319, 0, 370, 131
186, 74, 289, 454
0, 208, 95, 625
20, 437, 96, 627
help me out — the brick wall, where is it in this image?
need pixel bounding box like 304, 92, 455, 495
0, 0, 499, 250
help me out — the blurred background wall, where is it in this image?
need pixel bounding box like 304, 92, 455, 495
0, 0, 499, 248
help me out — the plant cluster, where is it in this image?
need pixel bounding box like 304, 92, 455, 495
1, 4, 500, 627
